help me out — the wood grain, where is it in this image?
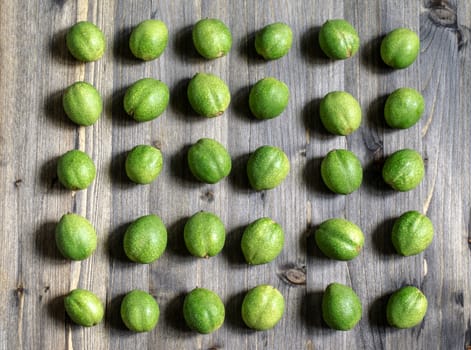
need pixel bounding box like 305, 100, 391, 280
0, 0, 470, 349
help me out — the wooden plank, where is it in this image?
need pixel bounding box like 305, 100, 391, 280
0, 0, 470, 349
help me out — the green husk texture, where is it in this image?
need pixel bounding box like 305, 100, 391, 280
387, 286, 427, 328
322, 282, 362, 330
55, 213, 97, 260
241, 285, 285, 330
391, 211, 434, 256
120, 290, 160, 332
183, 288, 225, 334
187, 138, 232, 183
124, 78, 170, 122
241, 217, 284, 264
64, 289, 104, 327
255, 22, 293, 60
382, 149, 425, 191
318, 19, 360, 59
57, 150, 96, 190
187, 73, 231, 117
192, 18, 232, 59
184, 211, 226, 257
246, 145, 290, 190
320, 149, 363, 194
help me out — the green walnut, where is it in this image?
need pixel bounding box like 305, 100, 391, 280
322, 282, 362, 330
124, 78, 170, 122
241, 285, 285, 330
66, 21, 106, 62
255, 22, 293, 60
319, 19, 360, 59
387, 286, 428, 328
382, 149, 425, 191
184, 211, 226, 258
64, 289, 104, 327
384, 88, 425, 129
241, 217, 284, 265
247, 145, 290, 190
392, 211, 434, 256
57, 150, 96, 190
192, 18, 232, 59
129, 19, 168, 60
55, 213, 97, 260
125, 145, 163, 184
381, 28, 420, 69
123, 214, 167, 264
187, 73, 231, 117
183, 288, 225, 334
63, 81, 102, 126
321, 149, 363, 194
315, 218, 364, 261
121, 289, 160, 332
249, 77, 290, 119
187, 138, 231, 184
320, 91, 362, 135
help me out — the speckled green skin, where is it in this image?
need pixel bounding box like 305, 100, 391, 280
123, 214, 167, 264
255, 22, 293, 60
120, 290, 160, 332
187, 138, 231, 184
321, 149, 363, 194
381, 28, 420, 69
66, 21, 106, 62
319, 19, 360, 59
249, 77, 290, 119
246, 145, 290, 190
322, 282, 362, 330
315, 218, 364, 261
241, 218, 284, 265
129, 19, 168, 60
184, 211, 225, 258
63, 81, 102, 126
57, 150, 96, 190
392, 211, 434, 256
125, 145, 163, 184
384, 88, 425, 129
320, 91, 362, 135
187, 73, 230, 117
124, 78, 169, 122
382, 149, 424, 191
192, 18, 232, 59
241, 285, 285, 330
183, 288, 225, 334
55, 213, 97, 260
387, 286, 427, 328
64, 289, 104, 327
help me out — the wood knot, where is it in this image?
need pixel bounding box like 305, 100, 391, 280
14, 179, 23, 187
427, 0, 457, 27
200, 190, 214, 202
153, 140, 162, 149
278, 265, 306, 286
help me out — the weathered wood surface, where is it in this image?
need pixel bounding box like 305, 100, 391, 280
0, 0, 470, 349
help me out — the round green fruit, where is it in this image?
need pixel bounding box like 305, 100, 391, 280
66, 21, 106, 62
241, 285, 285, 330
387, 286, 427, 328
55, 213, 97, 260
64, 289, 104, 327
187, 138, 231, 184
382, 149, 425, 191
125, 145, 163, 184
124, 78, 169, 122
320, 91, 362, 135
241, 217, 284, 265
57, 150, 96, 190
246, 145, 290, 190
321, 149, 363, 194
183, 288, 225, 334
315, 218, 364, 261
255, 22, 293, 60
249, 77, 290, 119
187, 73, 231, 117
392, 210, 434, 256
384, 88, 425, 129
184, 211, 226, 258
121, 290, 160, 332
319, 19, 360, 59
192, 18, 232, 59
63, 81, 102, 126
381, 28, 420, 69
129, 19, 168, 60
123, 214, 167, 264
322, 282, 362, 330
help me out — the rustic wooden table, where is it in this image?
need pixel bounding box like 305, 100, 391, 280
1, 0, 470, 349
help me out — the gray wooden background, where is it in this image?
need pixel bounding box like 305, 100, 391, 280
1, 0, 470, 349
